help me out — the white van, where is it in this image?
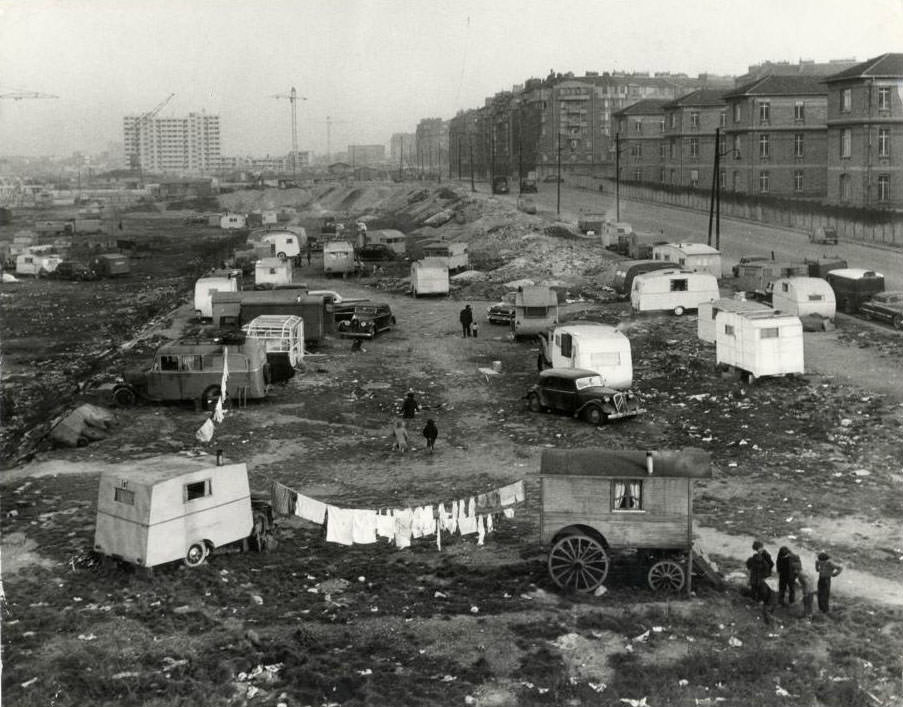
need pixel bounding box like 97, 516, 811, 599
16, 253, 62, 277
194, 275, 240, 320
631, 269, 720, 316
770, 277, 836, 320
254, 257, 293, 288
323, 240, 359, 276
715, 309, 804, 383
538, 323, 633, 389
410, 258, 449, 297
93, 455, 270, 568
261, 230, 305, 260
421, 241, 469, 272
698, 296, 772, 344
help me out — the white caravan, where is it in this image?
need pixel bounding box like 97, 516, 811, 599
770, 277, 836, 320
631, 269, 720, 316
698, 296, 772, 344
715, 309, 804, 383
538, 323, 633, 389
194, 275, 240, 320
254, 257, 293, 288
410, 258, 449, 297
261, 229, 305, 260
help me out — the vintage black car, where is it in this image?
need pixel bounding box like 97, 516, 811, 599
50, 261, 96, 281
491, 176, 510, 194
519, 178, 538, 193
525, 368, 644, 425
486, 292, 516, 325
357, 243, 397, 261
859, 290, 903, 329
336, 303, 396, 339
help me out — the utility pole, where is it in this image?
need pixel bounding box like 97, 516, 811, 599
399, 142, 404, 181
557, 131, 562, 215
469, 138, 475, 192
615, 132, 621, 222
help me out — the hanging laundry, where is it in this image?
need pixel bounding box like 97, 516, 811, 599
503, 507, 515, 519
421, 505, 436, 537
394, 508, 414, 549
477, 515, 486, 546
325, 506, 354, 546
467, 497, 476, 518
294, 494, 327, 525
376, 511, 395, 541
272, 481, 297, 516
436, 525, 442, 551
476, 492, 489, 509
352, 509, 378, 544
195, 418, 214, 443
411, 506, 425, 539
458, 499, 478, 536
499, 481, 525, 507
486, 514, 494, 534
513, 480, 525, 503
436, 503, 449, 532
447, 501, 459, 534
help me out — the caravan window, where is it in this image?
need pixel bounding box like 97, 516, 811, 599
808, 294, 823, 301
184, 479, 212, 502
114, 487, 135, 505
724, 324, 735, 336
559, 333, 572, 357
760, 328, 779, 339
286, 237, 294, 244
781, 282, 790, 292
612, 480, 643, 511
524, 307, 548, 318
670, 279, 688, 292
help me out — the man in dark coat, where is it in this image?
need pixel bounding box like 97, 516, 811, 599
746, 540, 774, 601
401, 391, 420, 419
776, 546, 800, 606
459, 305, 473, 337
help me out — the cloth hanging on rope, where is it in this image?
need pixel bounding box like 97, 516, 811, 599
325, 506, 354, 546
295, 494, 327, 525
213, 345, 229, 424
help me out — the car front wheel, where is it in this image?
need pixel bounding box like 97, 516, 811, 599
527, 394, 542, 412
585, 406, 604, 425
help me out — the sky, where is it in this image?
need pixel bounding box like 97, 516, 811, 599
1, 0, 901, 159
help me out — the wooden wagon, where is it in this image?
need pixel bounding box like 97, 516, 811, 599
539, 447, 711, 594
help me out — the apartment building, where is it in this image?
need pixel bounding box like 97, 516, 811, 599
823, 53, 903, 209
661, 90, 730, 189
123, 112, 221, 174
389, 133, 416, 166
612, 99, 669, 184
414, 118, 449, 172
722, 76, 828, 199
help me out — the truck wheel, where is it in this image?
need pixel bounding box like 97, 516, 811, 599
113, 386, 136, 407
184, 542, 208, 567
673, 305, 685, 316
202, 385, 222, 411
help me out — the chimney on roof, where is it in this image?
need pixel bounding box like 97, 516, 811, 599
646, 451, 654, 475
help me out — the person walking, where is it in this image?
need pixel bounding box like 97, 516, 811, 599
422, 418, 438, 452
776, 546, 800, 606
401, 391, 420, 419
391, 420, 409, 454
459, 305, 473, 338
746, 540, 774, 602
306, 243, 312, 266
815, 552, 843, 613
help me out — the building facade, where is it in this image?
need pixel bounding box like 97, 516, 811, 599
389, 133, 416, 166
347, 144, 386, 166
613, 99, 669, 184
123, 112, 221, 175
823, 53, 903, 209
660, 90, 729, 190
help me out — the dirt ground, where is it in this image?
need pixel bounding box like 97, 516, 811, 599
3, 184, 903, 707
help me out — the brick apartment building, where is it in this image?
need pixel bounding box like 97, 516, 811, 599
661, 90, 730, 190
612, 99, 669, 184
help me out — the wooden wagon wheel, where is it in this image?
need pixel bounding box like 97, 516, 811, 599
647, 559, 686, 593
548, 534, 609, 592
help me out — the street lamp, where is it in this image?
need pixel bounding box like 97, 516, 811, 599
707, 127, 741, 251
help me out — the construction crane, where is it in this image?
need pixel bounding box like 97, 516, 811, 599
0, 89, 58, 100
271, 87, 307, 178
131, 93, 175, 182
141, 92, 175, 122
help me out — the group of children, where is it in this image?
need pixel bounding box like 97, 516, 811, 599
746, 540, 843, 624
392, 391, 438, 454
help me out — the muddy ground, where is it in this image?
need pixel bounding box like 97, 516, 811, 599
3, 184, 903, 707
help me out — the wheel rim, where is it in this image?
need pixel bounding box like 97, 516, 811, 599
548, 534, 609, 592
185, 543, 207, 567
586, 407, 603, 425
114, 387, 135, 406
674, 306, 684, 316
648, 560, 685, 592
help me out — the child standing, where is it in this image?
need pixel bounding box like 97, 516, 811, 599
422, 419, 438, 453
392, 420, 409, 454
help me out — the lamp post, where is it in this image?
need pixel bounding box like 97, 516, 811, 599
707, 127, 740, 251
557, 131, 562, 215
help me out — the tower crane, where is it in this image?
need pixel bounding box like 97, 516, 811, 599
271, 87, 307, 178
131, 93, 175, 182
141, 93, 175, 122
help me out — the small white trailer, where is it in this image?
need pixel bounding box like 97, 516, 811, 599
513, 286, 559, 339
538, 323, 634, 389
652, 242, 723, 279
261, 230, 305, 260
254, 257, 293, 288
421, 241, 469, 272
369, 229, 407, 255
410, 258, 449, 297
631, 269, 720, 316
698, 296, 772, 344
243, 314, 304, 382
770, 277, 836, 320
194, 275, 240, 320
715, 309, 804, 383
220, 213, 247, 230
323, 240, 359, 276
16, 253, 62, 277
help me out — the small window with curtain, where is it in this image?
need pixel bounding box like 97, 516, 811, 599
114, 487, 135, 505
612, 480, 643, 511
760, 327, 779, 339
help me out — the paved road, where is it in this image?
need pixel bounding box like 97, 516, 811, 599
490, 181, 903, 289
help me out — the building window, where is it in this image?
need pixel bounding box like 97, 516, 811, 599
669, 142, 675, 159
719, 133, 727, 155
689, 137, 699, 158
758, 101, 770, 124
720, 111, 726, 127
670, 168, 676, 183
670, 278, 688, 292
733, 135, 741, 157
659, 167, 665, 182
690, 112, 700, 129
759, 134, 769, 159
184, 479, 212, 502
759, 170, 769, 193
840, 128, 851, 158
794, 101, 805, 123
794, 170, 804, 192
669, 113, 676, 129
690, 169, 699, 187
634, 120, 642, 134
840, 88, 852, 113
659, 119, 665, 133
633, 168, 642, 181
719, 168, 726, 189
878, 175, 890, 202
733, 104, 741, 122
612, 480, 643, 511
878, 86, 891, 111
733, 171, 740, 191
878, 128, 890, 158
659, 143, 666, 160
760, 327, 779, 339
840, 174, 851, 201
114, 487, 135, 505
794, 133, 804, 158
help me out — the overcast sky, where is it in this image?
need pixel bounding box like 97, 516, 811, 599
1, 0, 900, 159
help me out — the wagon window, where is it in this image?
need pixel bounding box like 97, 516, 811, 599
184, 479, 212, 502
524, 307, 548, 318
180, 355, 202, 371
724, 324, 735, 336
760, 327, 779, 339
114, 487, 135, 505
560, 333, 573, 357
613, 480, 643, 511
782, 283, 790, 293
670, 279, 688, 292
159, 354, 180, 371
808, 294, 823, 301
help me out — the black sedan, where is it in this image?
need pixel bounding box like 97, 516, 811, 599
49, 261, 96, 281
337, 303, 396, 339
357, 244, 397, 262
859, 291, 903, 329
524, 368, 644, 425
486, 292, 516, 325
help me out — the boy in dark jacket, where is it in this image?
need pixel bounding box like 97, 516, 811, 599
746, 540, 774, 601
815, 552, 843, 613
422, 419, 438, 452
776, 546, 800, 606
